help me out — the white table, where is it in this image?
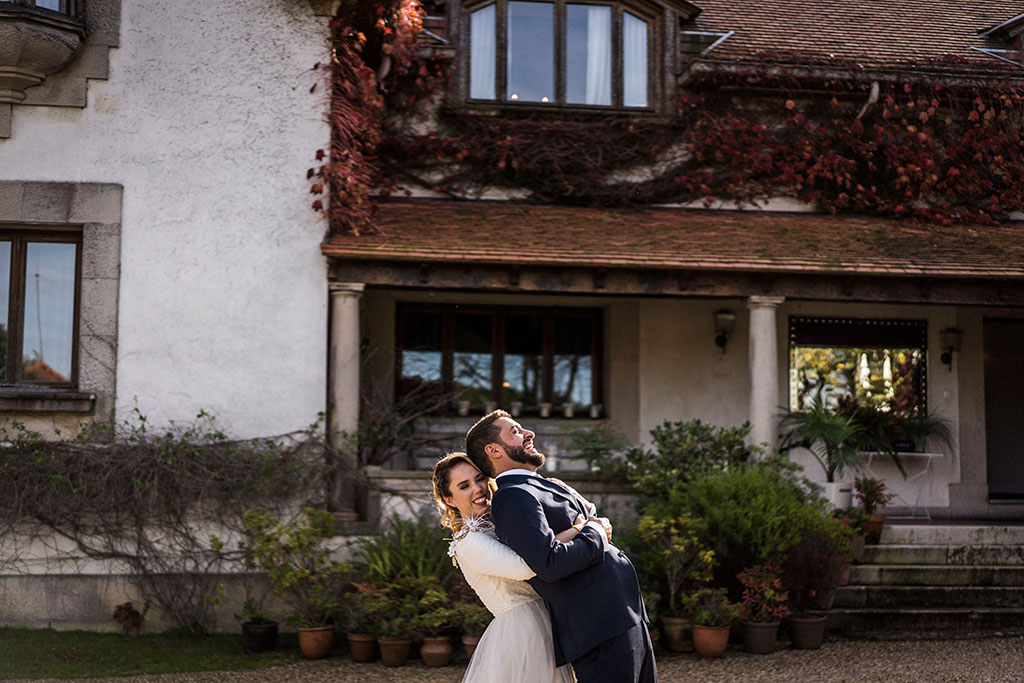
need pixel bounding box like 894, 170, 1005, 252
859, 451, 944, 520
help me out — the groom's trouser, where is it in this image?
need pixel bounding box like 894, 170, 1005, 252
571, 621, 657, 683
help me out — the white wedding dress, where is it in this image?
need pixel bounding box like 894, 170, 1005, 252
450, 518, 576, 683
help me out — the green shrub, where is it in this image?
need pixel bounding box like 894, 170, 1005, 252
560, 423, 632, 478
625, 419, 759, 503
673, 465, 820, 593
348, 512, 453, 584
633, 513, 713, 617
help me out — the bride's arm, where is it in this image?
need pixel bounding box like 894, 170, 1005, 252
456, 532, 536, 580
553, 514, 587, 544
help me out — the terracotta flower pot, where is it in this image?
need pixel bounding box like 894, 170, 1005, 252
741, 620, 779, 655
865, 514, 886, 545
788, 613, 827, 650
297, 625, 334, 659
692, 624, 730, 659
240, 621, 278, 653
660, 615, 694, 652
377, 635, 413, 667
346, 632, 378, 663
462, 635, 481, 660
420, 636, 453, 667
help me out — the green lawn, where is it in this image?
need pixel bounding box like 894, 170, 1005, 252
0, 628, 308, 679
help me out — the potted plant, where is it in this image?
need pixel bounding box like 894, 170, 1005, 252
241, 507, 349, 659
779, 394, 863, 507
633, 513, 713, 653
234, 584, 278, 653
855, 476, 896, 545
455, 601, 491, 660
414, 582, 460, 667
737, 563, 787, 655
361, 577, 427, 667
780, 510, 853, 650
342, 583, 379, 663
681, 588, 742, 659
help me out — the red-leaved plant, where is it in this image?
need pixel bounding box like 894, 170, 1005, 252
737, 562, 788, 623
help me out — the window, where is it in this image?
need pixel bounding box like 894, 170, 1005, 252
0, 229, 81, 386
467, 0, 654, 108
397, 305, 601, 412
789, 317, 927, 414
0, 0, 79, 16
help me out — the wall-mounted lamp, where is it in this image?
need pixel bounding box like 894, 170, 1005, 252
714, 310, 736, 352
940, 327, 962, 371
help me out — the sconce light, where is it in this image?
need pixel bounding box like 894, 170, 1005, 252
940, 327, 962, 371
714, 310, 736, 351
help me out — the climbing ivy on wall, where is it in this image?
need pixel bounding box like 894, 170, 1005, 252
316, 12, 1024, 232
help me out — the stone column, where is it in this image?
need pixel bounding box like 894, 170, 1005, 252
747, 296, 785, 450
328, 282, 364, 520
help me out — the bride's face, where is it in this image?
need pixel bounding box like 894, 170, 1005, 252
444, 462, 492, 519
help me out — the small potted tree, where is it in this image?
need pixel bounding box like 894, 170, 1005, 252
634, 513, 713, 653
455, 601, 491, 660
234, 584, 278, 653
241, 507, 349, 659
855, 476, 895, 545
362, 577, 428, 667
681, 587, 742, 660
414, 581, 461, 667
343, 583, 379, 663
779, 395, 863, 507
737, 563, 787, 654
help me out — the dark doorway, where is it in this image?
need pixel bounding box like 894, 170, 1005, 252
984, 318, 1024, 501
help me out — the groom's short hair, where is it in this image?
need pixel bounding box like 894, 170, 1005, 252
465, 409, 510, 477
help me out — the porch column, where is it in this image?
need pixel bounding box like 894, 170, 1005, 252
328, 282, 364, 520
747, 296, 785, 449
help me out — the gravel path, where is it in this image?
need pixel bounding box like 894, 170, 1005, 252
16, 636, 1024, 683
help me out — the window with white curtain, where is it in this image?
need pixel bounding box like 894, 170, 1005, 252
466, 0, 652, 109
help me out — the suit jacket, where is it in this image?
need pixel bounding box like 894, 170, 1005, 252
490, 472, 647, 665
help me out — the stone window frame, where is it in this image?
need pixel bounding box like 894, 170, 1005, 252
0, 181, 120, 423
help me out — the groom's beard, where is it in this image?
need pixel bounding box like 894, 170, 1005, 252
505, 443, 546, 469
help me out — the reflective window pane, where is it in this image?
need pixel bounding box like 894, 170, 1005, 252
623, 12, 648, 107
566, 5, 611, 106
35, 0, 62, 10
454, 313, 493, 405
553, 316, 593, 407
0, 242, 9, 382
504, 314, 543, 407
507, 1, 554, 103
21, 242, 76, 382
470, 5, 497, 100
399, 310, 443, 397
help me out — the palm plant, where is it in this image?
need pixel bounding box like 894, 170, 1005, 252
779, 394, 863, 483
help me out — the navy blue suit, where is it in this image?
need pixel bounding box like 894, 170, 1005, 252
490, 472, 653, 681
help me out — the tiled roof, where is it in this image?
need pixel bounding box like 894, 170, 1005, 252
688, 0, 1024, 71
322, 201, 1024, 280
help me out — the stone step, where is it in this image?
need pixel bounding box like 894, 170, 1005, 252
827, 607, 1024, 633
881, 524, 1024, 546
849, 564, 1024, 586
863, 544, 1024, 566
835, 585, 1024, 608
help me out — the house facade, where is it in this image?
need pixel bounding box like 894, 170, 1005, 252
324, 0, 1024, 522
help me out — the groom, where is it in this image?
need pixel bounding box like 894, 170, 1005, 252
466, 410, 656, 683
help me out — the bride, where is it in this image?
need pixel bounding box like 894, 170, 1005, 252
431, 452, 589, 683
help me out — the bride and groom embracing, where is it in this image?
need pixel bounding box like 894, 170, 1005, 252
431, 410, 657, 683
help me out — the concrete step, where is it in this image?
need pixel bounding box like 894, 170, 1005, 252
881, 524, 1024, 546
863, 544, 1024, 566
849, 564, 1024, 586
828, 607, 1024, 633
835, 585, 1024, 608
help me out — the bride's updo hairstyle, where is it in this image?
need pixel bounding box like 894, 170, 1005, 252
432, 451, 497, 533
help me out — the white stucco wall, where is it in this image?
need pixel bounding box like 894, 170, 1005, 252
0, 0, 331, 437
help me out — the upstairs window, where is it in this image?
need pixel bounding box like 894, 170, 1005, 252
468, 0, 653, 108
0, 0, 80, 16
